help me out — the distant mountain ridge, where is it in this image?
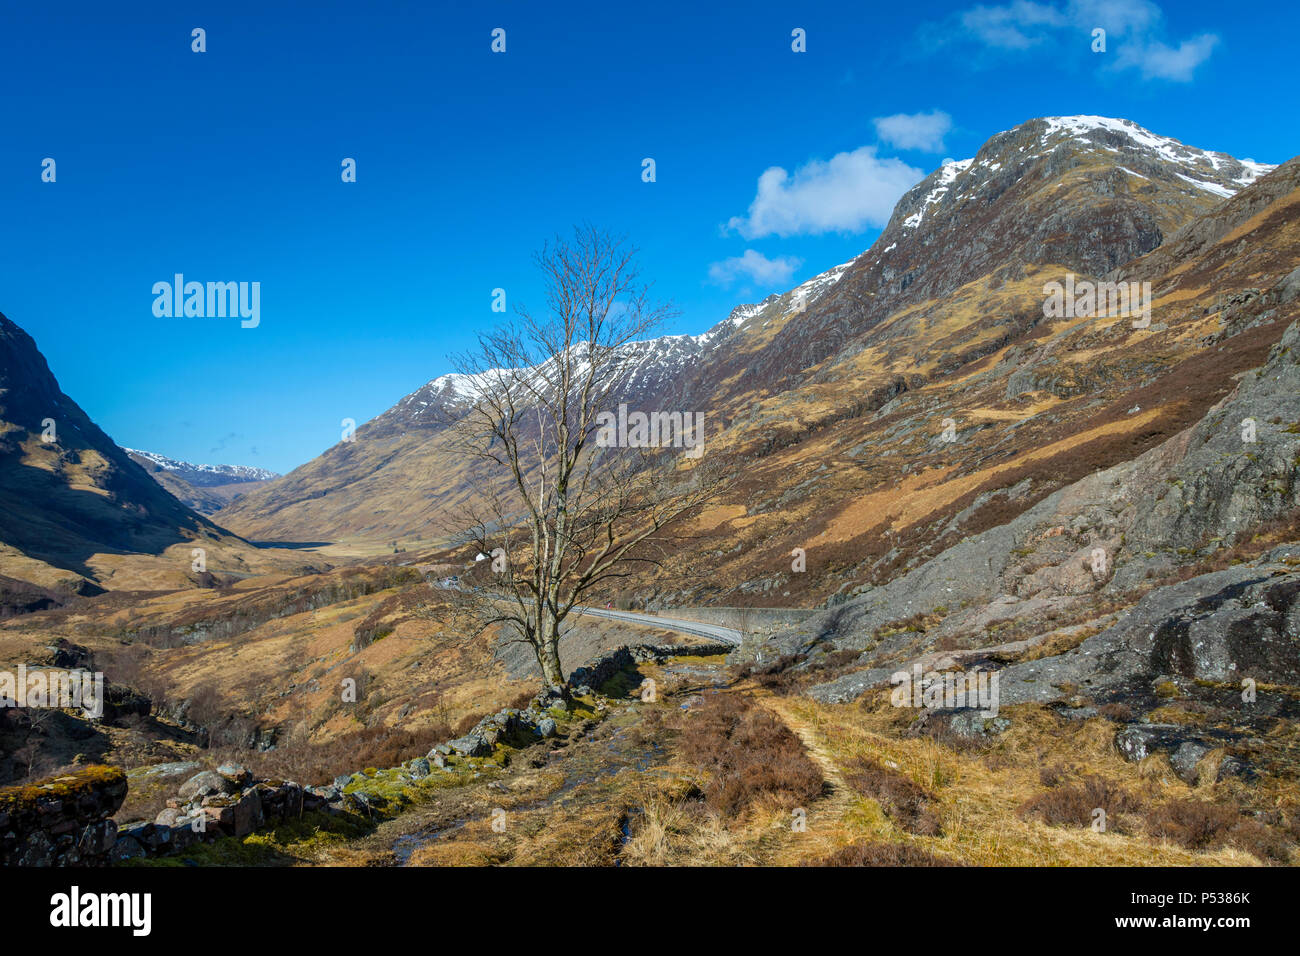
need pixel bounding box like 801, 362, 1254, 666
124, 449, 278, 517
124, 449, 279, 486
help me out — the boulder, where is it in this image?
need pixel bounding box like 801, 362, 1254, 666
154, 808, 186, 828
13, 830, 56, 866
906, 707, 1010, 739
121, 822, 172, 851
304, 786, 339, 810
178, 770, 238, 802
216, 764, 253, 788
200, 788, 263, 837
108, 835, 145, 863
448, 734, 491, 757
1114, 724, 1188, 763
1216, 755, 1255, 782
231, 789, 264, 836
1169, 740, 1214, 784
169, 821, 202, 849
0, 765, 128, 866
99, 683, 152, 725
130, 760, 201, 781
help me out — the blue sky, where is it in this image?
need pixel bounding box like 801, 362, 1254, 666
2, 0, 1297, 474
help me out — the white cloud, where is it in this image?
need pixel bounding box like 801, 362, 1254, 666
726, 147, 924, 238
1116, 33, 1218, 81
928, 0, 1218, 81
873, 110, 954, 152
960, 1, 1066, 49
1071, 0, 1160, 35
708, 250, 803, 287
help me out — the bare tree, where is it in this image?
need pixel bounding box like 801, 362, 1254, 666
444, 226, 725, 690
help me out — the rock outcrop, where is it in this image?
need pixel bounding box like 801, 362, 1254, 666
995, 548, 1300, 707
771, 313, 1300, 698
0, 765, 127, 866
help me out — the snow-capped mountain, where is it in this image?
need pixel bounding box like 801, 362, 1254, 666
381, 321, 751, 434
700, 113, 1281, 402
380, 253, 860, 435
1039, 115, 1273, 190
125, 449, 279, 486
890, 115, 1274, 243
214, 114, 1286, 543
371, 117, 1281, 436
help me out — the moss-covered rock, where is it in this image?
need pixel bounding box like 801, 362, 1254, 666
0, 764, 128, 866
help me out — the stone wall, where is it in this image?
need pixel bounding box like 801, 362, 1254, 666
643, 606, 817, 632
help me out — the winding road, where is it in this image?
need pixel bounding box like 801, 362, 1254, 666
426, 577, 743, 647
570, 606, 742, 647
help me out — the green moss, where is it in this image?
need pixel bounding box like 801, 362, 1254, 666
1153, 680, 1182, 699
499, 724, 540, 749
0, 764, 126, 813
596, 670, 637, 699
341, 761, 479, 812
122, 811, 368, 867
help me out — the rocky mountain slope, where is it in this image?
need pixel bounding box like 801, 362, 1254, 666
677, 115, 1273, 418
768, 301, 1300, 700
0, 313, 228, 591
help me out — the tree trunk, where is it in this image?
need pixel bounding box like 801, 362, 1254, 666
537, 642, 564, 687
536, 617, 565, 688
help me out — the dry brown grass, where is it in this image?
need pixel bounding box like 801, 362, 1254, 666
842, 756, 942, 836
761, 692, 1267, 866
814, 840, 962, 866
674, 693, 824, 817
1018, 775, 1140, 830
208, 723, 450, 787
1142, 799, 1297, 863
1015, 624, 1106, 663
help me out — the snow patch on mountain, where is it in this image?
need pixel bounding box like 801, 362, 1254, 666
125, 449, 279, 484
903, 157, 974, 230
790, 256, 859, 302
1040, 115, 1275, 193
391, 255, 862, 427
